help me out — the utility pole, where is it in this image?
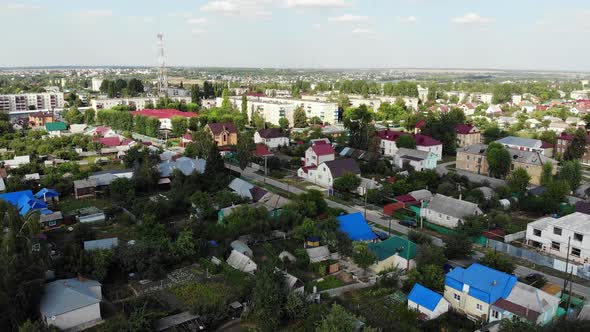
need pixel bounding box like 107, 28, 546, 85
562, 236, 571, 294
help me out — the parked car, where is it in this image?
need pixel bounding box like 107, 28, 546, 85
374, 230, 389, 241
399, 219, 417, 228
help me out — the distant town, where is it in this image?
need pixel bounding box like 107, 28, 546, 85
1, 63, 590, 332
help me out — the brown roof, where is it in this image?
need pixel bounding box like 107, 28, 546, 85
493, 298, 540, 322
207, 122, 237, 135
323, 158, 361, 178
541, 284, 562, 296
257, 128, 287, 139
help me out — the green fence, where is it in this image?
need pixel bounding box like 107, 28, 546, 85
423, 221, 487, 246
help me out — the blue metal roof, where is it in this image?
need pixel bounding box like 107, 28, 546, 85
445, 263, 517, 304
408, 283, 443, 311
336, 212, 377, 241
0, 190, 50, 216
35, 188, 60, 199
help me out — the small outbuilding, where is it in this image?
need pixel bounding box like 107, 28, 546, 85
407, 283, 450, 320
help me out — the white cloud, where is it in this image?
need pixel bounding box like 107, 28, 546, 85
0, 3, 42, 11
352, 27, 371, 34
452, 13, 493, 25
192, 29, 207, 34
396, 15, 417, 23
285, 0, 349, 9
129, 16, 155, 23
66, 10, 113, 19
187, 17, 208, 24
200, 0, 274, 18
313, 23, 321, 29
166, 12, 193, 18
328, 14, 369, 22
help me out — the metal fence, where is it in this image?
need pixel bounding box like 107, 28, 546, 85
487, 239, 590, 280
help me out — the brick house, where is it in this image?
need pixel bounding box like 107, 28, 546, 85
455, 124, 481, 148
206, 122, 238, 147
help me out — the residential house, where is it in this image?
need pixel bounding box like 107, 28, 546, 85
444, 263, 517, 320
456, 144, 490, 175
509, 149, 557, 185
302, 140, 335, 168
130, 109, 198, 130
28, 111, 55, 128
555, 131, 590, 165
525, 118, 541, 129
45, 121, 68, 137
2, 155, 30, 168
39, 211, 63, 230
409, 189, 433, 202
367, 236, 417, 273
420, 194, 483, 228
497, 116, 517, 129
486, 105, 503, 116
460, 103, 477, 116
73, 179, 97, 199
0, 189, 58, 218
337, 212, 377, 241
455, 124, 481, 148
548, 121, 569, 134
393, 148, 437, 171
298, 158, 360, 189
522, 103, 536, 113
254, 128, 289, 149
159, 157, 206, 177
495, 136, 545, 154
226, 250, 257, 274
489, 282, 560, 325
40, 277, 103, 331
408, 284, 450, 320
414, 134, 443, 161
206, 122, 238, 147
377, 130, 443, 161
228, 177, 268, 202
525, 212, 590, 264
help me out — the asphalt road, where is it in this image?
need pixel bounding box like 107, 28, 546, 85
226, 163, 590, 297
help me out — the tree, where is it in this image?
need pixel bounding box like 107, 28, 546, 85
65, 107, 84, 124
564, 127, 588, 160
128, 78, 144, 96
479, 250, 515, 274
109, 177, 135, 203
293, 106, 307, 128
251, 111, 265, 130
221, 88, 232, 113
250, 265, 286, 331
540, 161, 554, 187
559, 160, 582, 191
487, 142, 511, 178
175, 230, 196, 259
343, 104, 374, 150
241, 95, 248, 121
84, 108, 96, 125
416, 244, 446, 268
507, 168, 531, 195
171, 116, 188, 137
404, 264, 445, 292
235, 132, 254, 170
284, 291, 307, 320
444, 233, 472, 260
422, 108, 465, 155
483, 126, 506, 144
279, 117, 289, 129
316, 304, 359, 332
352, 242, 377, 272
184, 129, 215, 159
396, 134, 416, 149
333, 173, 361, 196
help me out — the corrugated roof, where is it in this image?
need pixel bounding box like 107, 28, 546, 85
323, 158, 361, 178
337, 212, 377, 241
445, 263, 517, 304
408, 283, 444, 311
45, 122, 67, 131
257, 128, 287, 139
368, 236, 417, 261
496, 136, 542, 149
425, 194, 482, 219
40, 278, 101, 317
207, 122, 237, 135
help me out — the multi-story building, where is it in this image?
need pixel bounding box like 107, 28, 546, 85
91, 78, 103, 92
0, 93, 64, 113
417, 85, 429, 102
455, 124, 481, 148
526, 212, 590, 264
28, 112, 55, 128
130, 109, 198, 130
555, 131, 590, 164
205, 122, 238, 147
473, 93, 494, 104
456, 144, 557, 185
377, 130, 443, 161
91, 96, 191, 110
495, 136, 545, 154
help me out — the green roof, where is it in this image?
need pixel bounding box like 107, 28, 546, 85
368, 236, 417, 261
45, 122, 67, 131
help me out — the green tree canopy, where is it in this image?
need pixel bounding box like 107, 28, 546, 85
507, 168, 531, 195
293, 106, 307, 128
396, 134, 416, 149
487, 142, 511, 178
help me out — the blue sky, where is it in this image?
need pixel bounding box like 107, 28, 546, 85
1, 0, 589, 70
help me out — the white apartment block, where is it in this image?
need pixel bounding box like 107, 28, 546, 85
446, 91, 468, 102
91, 96, 191, 110
571, 90, 589, 100
417, 85, 429, 102
473, 93, 494, 104
91, 78, 103, 92
526, 212, 590, 264
0, 93, 64, 113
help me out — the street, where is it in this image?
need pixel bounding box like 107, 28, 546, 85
226, 163, 590, 296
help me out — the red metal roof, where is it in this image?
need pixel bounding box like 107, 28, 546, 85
95, 126, 111, 135
96, 137, 121, 147
254, 144, 273, 157
493, 298, 540, 322
415, 119, 426, 128
183, 133, 192, 141
414, 134, 442, 147
131, 109, 199, 119
311, 143, 335, 156
455, 124, 476, 135
377, 130, 406, 141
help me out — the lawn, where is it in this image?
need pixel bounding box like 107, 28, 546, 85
59, 197, 111, 214
305, 275, 345, 291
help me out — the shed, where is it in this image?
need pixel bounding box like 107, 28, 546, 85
230, 240, 253, 258
384, 202, 405, 216
407, 283, 449, 320
278, 251, 296, 262
226, 250, 257, 274
306, 246, 331, 263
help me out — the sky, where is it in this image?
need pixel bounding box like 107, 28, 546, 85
1, 0, 590, 71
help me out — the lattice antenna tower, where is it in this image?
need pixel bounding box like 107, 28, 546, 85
157, 33, 168, 96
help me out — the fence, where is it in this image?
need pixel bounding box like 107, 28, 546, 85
503, 231, 526, 243
487, 239, 590, 281
423, 221, 488, 246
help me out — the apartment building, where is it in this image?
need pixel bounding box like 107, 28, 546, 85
417, 86, 429, 101
456, 144, 556, 185
130, 109, 198, 130
91, 96, 191, 110
91, 78, 103, 92
0, 93, 64, 113
526, 212, 590, 264
455, 124, 481, 148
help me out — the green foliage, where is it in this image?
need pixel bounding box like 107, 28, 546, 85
559, 160, 582, 191
396, 134, 416, 149
444, 233, 472, 260
564, 127, 588, 160
316, 304, 362, 332
343, 104, 375, 150
479, 250, 515, 274
250, 264, 286, 331
483, 126, 507, 144
408, 230, 432, 245
278, 117, 289, 129
284, 291, 307, 320
492, 83, 523, 104
109, 177, 135, 203
171, 116, 189, 137
487, 142, 511, 178
172, 282, 238, 325
293, 106, 307, 128
333, 172, 361, 195
404, 264, 445, 292
382, 81, 419, 97
352, 242, 377, 271
422, 108, 466, 155
540, 161, 554, 187
416, 244, 446, 268
507, 167, 531, 195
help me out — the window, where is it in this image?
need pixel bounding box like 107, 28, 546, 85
453, 293, 461, 301
553, 227, 562, 236
574, 233, 584, 242
438, 213, 442, 218
492, 310, 500, 319
572, 247, 581, 257
533, 229, 542, 237
48, 221, 57, 227
476, 303, 483, 311
551, 241, 561, 251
